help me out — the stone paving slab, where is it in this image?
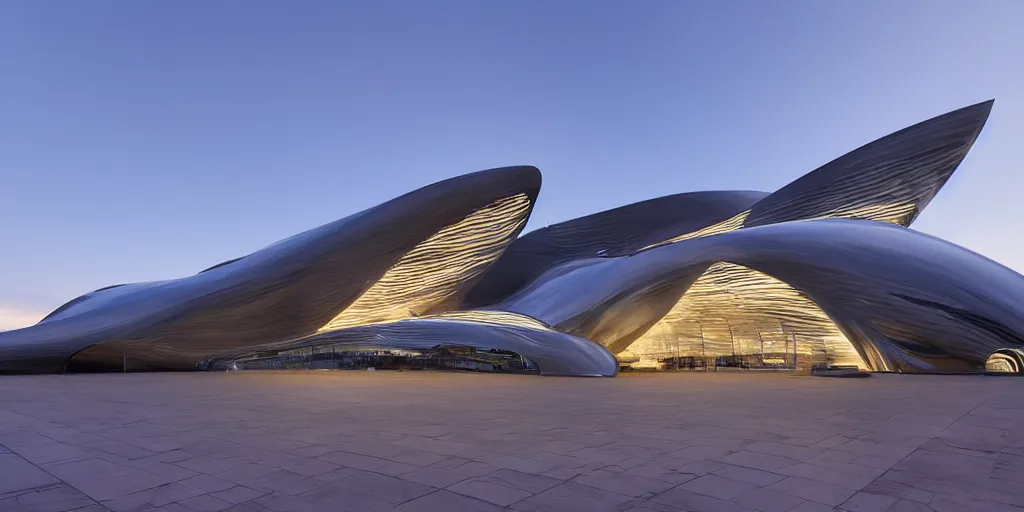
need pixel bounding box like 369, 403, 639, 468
0, 371, 1023, 511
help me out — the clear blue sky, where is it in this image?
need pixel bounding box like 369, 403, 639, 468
2, 1, 1022, 328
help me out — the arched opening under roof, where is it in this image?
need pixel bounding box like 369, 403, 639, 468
986, 349, 1024, 374
620, 262, 868, 372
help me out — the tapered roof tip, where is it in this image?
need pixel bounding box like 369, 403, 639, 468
896, 99, 995, 135
943, 98, 994, 125
966, 98, 994, 118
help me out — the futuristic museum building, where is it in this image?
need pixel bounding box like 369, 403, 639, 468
3, 99, 1023, 377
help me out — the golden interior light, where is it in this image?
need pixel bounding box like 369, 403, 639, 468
319, 193, 533, 331
624, 262, 868, 370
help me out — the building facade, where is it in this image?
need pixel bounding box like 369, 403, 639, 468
2, 100, 1021, 376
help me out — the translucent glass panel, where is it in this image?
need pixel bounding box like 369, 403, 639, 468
624, 262, 867, 370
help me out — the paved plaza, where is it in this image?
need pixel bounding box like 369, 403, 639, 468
1, 371, 1023, 512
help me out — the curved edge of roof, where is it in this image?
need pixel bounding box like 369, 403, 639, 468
744, 100, 994, 227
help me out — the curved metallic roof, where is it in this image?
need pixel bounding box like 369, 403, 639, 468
490, 217, 1024, 373
0, 166, 541, 373
744, 99, 993, 228
707, 219, 1024, 373
469, 102, 993, 311
463, 190, 767, 307
643, 100, 993, 252
0, 100, 1014, 376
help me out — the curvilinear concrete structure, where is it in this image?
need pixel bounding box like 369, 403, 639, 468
2, 100, 1022, 376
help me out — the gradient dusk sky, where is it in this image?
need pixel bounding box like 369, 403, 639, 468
1, 1, 1022, 330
